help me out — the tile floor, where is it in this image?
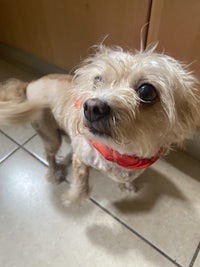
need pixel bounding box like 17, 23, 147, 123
0, 57, 200, 267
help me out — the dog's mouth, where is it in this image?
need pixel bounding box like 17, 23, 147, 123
89, 125, 105, 136
85, 121, 112, 138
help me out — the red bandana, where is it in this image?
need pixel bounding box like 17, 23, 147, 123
89, 140, 162, 170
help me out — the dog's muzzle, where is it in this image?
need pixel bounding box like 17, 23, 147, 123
83, 98, 112, 137
83, 98, 110, 122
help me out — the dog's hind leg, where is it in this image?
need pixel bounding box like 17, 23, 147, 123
32, 109, 69, 183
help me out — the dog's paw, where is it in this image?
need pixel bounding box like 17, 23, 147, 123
118, 181, 141, 193
61, 188, 89, 206
47, 164, 67, 184
61, 191, 81, 206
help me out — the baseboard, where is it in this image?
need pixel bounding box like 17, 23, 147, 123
0, 42, 66, 76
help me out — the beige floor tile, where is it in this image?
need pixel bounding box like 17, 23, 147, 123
0, 149, 176, 267
88, 151, 200, 267
24, 134, 72, 165
24, 135, 47, 164
0, 124, 36, 145
0, 132, 18, 162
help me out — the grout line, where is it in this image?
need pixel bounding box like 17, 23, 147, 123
0, 129, 35, 147
0, 130, 20, 163
189, 241, 200, 267
22, 146, 48, 167
0, 130, 48, 166
21, 133, 37, 146
90, 197, 184, 267
0, 146, 20, 164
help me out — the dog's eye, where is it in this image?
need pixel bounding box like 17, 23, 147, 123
94, 76, 103, 84
136, 83, 157, 103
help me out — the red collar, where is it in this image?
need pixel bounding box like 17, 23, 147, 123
89, 140, 162, 170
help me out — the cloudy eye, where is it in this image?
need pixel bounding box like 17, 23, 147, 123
94, 75, 103, 84
136, 83, 157, 103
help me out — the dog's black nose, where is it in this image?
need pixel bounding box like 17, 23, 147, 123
84, 98, 110, 122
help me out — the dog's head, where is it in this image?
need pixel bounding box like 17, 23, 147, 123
73, 46, 200, 158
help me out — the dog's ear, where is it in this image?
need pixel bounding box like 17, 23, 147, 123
175, 67, 200, 132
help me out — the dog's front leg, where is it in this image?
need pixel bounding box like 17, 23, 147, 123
32, 109, 69, 184
62, 154, 90, 206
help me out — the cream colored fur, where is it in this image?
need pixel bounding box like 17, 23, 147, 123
0, 46, 199, 205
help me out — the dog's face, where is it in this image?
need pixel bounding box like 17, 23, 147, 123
73, 46, 200, 158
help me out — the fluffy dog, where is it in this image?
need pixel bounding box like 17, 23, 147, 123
0, 45, 200, 205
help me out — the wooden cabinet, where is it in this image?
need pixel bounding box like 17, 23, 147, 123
147, 0, 200, 79
0, 0, 151, 69
1, 0, 200, 75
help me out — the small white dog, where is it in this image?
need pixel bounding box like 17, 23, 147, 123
0, 45, 200, 204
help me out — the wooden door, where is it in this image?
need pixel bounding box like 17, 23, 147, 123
147, 0, 200, 78
0, 0, 151, 70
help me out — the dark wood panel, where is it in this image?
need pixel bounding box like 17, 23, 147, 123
147, 0, 200, 78
0, 0, 150, 70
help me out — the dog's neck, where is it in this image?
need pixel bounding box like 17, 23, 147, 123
89, 139, 162, 170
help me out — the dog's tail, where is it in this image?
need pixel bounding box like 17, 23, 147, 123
0, 78, 45, 125
0, 101, 44, 124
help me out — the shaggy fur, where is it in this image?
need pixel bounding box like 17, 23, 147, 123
0, 46, 200, 205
